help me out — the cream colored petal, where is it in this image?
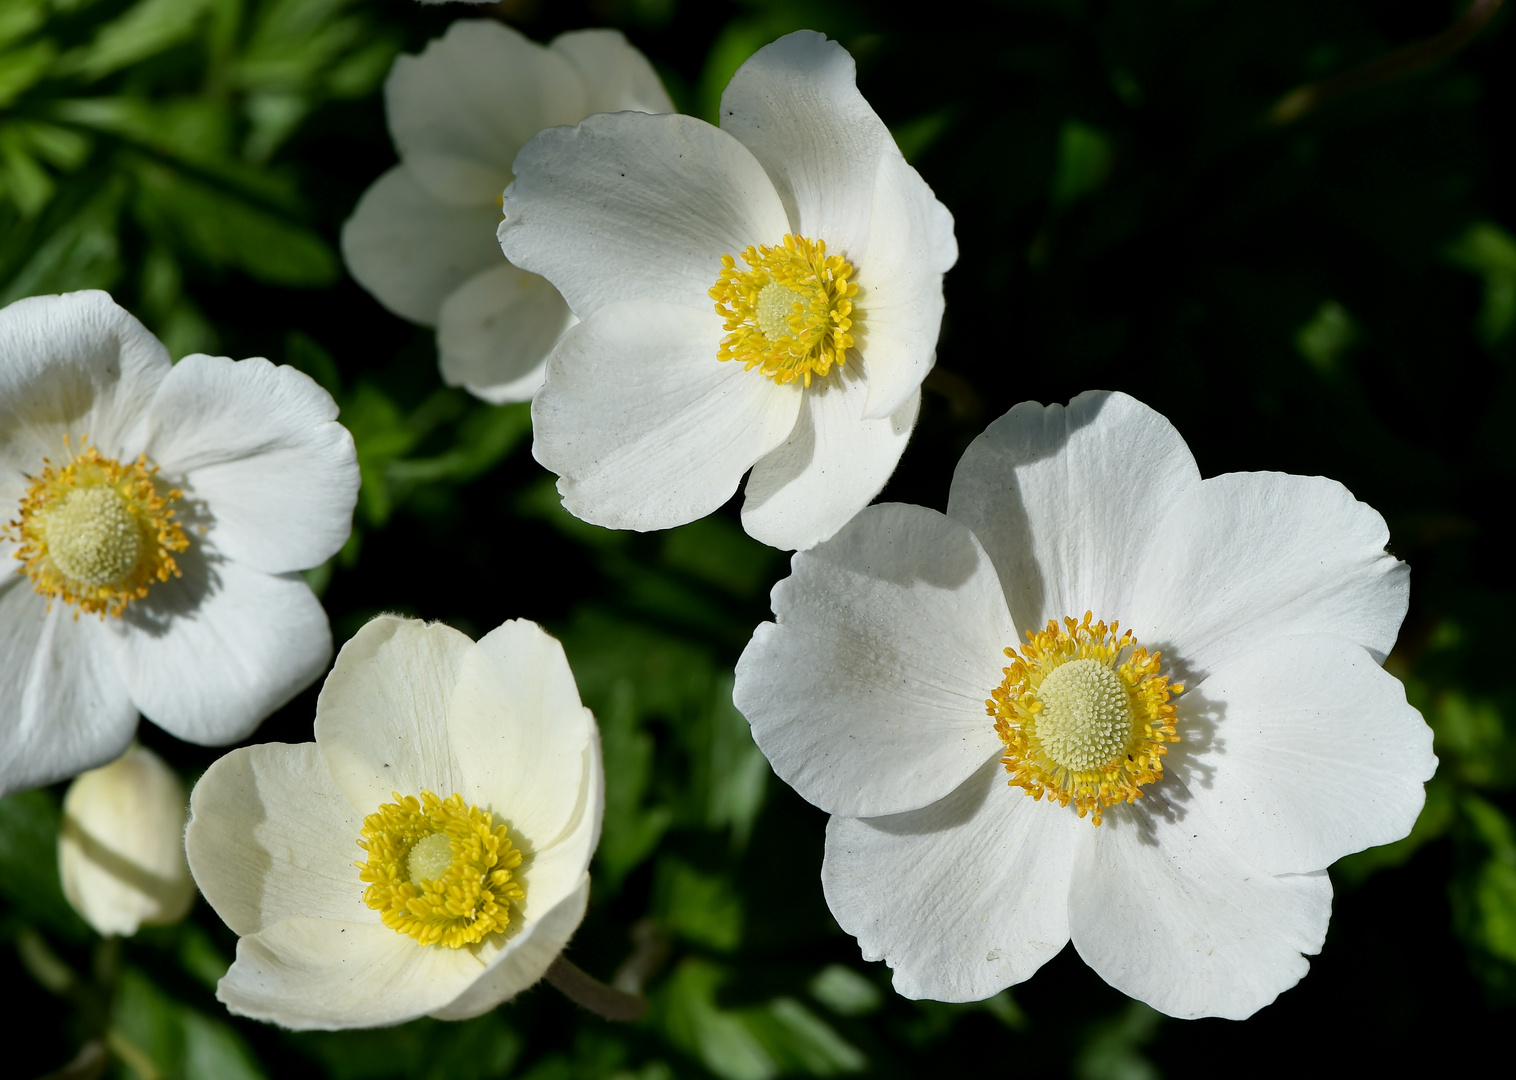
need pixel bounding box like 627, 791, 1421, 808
430, 875, 590, 1020
218, 917, 483, 1030
436, 262, 574, 404
387, 20, 586, 206
60, 745, 194, 937
314, 616, 470, 813
186, 742, 371, 937
550, 29, 673, 115
449, 620, 599, 854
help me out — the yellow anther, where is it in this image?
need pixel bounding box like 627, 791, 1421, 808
986, 612, 1183, 826
357, 791, 523, 949
5, 438, 187, 618
708, 233, 861, 387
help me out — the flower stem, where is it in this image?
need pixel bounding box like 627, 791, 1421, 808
1265, 0, 1506, 126
545, 957, 648, 1022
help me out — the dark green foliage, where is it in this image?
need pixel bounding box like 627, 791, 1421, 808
3, 0, 1514, 1077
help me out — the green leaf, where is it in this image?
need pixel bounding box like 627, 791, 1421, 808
0, 37, 55, 108
594, 680, 674, 891
657, 959, 866, 1080
1447, 221, 1516, 345
61, 0, 217, 81
1051, 120, 1114, 208
1073, 1000, 1162, 1080
654, 856, 743, 952
1460, 795, 1516, 966
111, 966, 268, 1080
0, 789, 90, 940
807, 965, 881, 1018
1295, 300, 1357, 375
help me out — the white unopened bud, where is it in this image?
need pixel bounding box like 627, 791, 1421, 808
59, 746, 195, 936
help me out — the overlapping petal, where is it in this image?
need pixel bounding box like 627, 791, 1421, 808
1171, 634, 1435, 876
218, 917, 483, 1030
533, 302, 801, 531
314, 617, 470, 812
186, 742, 370, 937
741, 364, 918, 552
1130, 471, 1409, 679
823, 760, 1081, 1002
947, 391, 1201, 634
737, 503, 1012, 817
437, 262, 576, 404
1070, 799, 1333, 1020
500, 112, 791, 317
0, 290, 170, 468
0, 581, 135, 796
551, 29, 674, 116
109, 553, 332, 746
387, 20, 587, 206
142, 355, 357, 575
341, 167, 507, 326
720, 31, 892, 257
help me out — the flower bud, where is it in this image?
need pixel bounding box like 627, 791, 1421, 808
59, 745, 195, 936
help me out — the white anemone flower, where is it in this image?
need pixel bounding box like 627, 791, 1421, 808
498, 30, 957, 551
342, 20, 672, 404
59, 744, 195, 937
0, 291, 358, 797
733, 390, 1436, 1019
185, 615, 603, 1029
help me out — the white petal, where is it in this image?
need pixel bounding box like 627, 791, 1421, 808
947, 391, 1201, 635
430, 875, 590, 1020
742, 363, 918, 551
314, 616, 469, 814
436, 262, 574, 404
823, 759, 1081, 1002
1069, 797, 1333, 1020
500, 113, 791, 317
218, 917, 482, 1030
109, 553, 331, 745
449, 620, 599, 857
340, 166, 505, 326
719, 32, 891, 258
735, 503, 1012, 817
507, 743, 600, 926
60, 745, 195, 937
1130, 471, 1409, 678
0, 291, 169, 468
142, 355, 358, 575
854, 151, 956, 420
531, 301, 801, 532
185, 742, 371, 937
387, 19, 586, 206
1172, 634, 1434, 876
550, 29, 673, 115
0, 579, 136, 797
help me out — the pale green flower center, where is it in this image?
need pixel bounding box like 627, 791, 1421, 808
1032, 657, 1135, 772
755, 281, 803, 341
405, 831, 456, 886
45, 485, 143, 588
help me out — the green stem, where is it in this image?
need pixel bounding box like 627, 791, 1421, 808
1265, 0, 1506, 126
545, 957, 648, 1022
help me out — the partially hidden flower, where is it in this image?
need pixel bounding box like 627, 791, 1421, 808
185, 615, 603, 1029
0, 291, 359, 797
498, 30, 957, 551
342, 20, 672, 404
59, 744, 195, 937
733, 390, 1435, 1019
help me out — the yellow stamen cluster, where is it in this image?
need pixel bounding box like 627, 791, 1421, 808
709, 234, 860, 387
6, 439, 187, 618
357, 791, 523, 949
987, 612, 1182, 825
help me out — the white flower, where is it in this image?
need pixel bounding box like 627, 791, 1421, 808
498, 30, 957, 551
0, 291, 358, 797
59, 744, 195, 936
733, 390, 1436, 1019
342, 20, 672, 404
185, 615, 603, 1030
